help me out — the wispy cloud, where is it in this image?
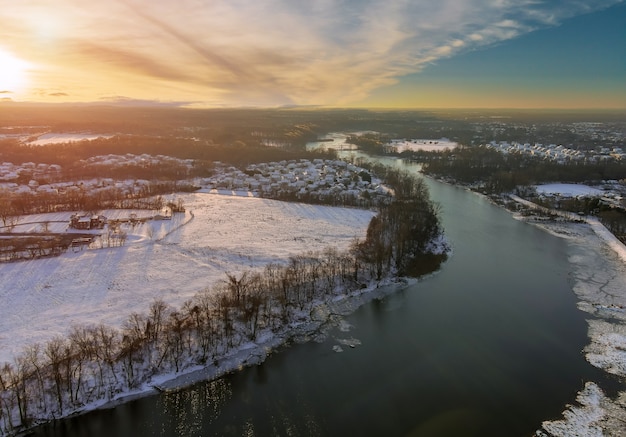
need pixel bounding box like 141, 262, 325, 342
1, 0, 622, 106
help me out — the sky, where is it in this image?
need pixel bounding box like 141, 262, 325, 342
0, 0, 624, 109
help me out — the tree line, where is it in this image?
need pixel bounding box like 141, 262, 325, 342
356, 164, 446, 277
528, 194, 626, 244
415, 146, 626, 242
1, 185, 177, 222
0, 170, 445, 435
0, 234, 93, 263
0, 134, 337, 170
415, 146, 626, 193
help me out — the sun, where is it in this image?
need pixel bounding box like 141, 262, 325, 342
0, 48, 30, 94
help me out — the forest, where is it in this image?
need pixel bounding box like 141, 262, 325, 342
417, 146, 626, 191
414, 146, 626, 243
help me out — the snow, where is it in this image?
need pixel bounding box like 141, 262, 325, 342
0, 193, 375, 363
305, 132, 366, 151
386, 138, 459, 153
586, 326, 626, 377
509, 193, 626, 263
535, 183, 604, 197
28, 132, 113, 146
540, 383, 605, 437
508, 195, 626, 435
587, 217, 626, 264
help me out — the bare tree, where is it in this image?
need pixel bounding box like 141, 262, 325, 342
44, 337, 66, 415
22, 344, 47, 414
120, 313, 148, 389
93, 324, 120, 391
68, 326, 96, 403
0, 190, 17, 229
0, 363, 16, 432
39, 221, 50, 233
164, 312, 188, 372
187, 291, 217, 363
147, 300, 170, 370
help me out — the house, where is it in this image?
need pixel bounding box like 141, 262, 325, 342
69, 214, 107, 230
90, 215, 107, 229
71, 216, 92, 230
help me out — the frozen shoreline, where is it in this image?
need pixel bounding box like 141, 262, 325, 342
506, 196, 626, 436
53, 276, 418, 423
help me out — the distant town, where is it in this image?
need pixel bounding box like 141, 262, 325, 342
0, 155, 387, 214
484, 141, 624, 163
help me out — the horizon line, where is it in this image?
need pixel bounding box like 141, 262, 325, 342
1, 100, 625, 112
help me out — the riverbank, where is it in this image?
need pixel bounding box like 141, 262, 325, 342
30, 274, 423, 432
506, 196, 626, 436
16, 251, 452, 437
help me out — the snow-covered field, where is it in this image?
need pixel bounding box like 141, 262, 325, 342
0, 193, 375, 363
535, 183, 604, 197
28, 132, 113, 145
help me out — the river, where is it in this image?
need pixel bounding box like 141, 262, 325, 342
31, 148, 615, 436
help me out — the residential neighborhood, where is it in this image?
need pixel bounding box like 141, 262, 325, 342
485, 141, 625, 163
1, 154, 389, 212
202, 158, 388, 203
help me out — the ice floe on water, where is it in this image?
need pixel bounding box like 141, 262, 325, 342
335, 337, 362, 348
528, 217, 626, 435
337, 319, 353, 332
539, 383, 606, 437
538, 382, 626, 437
332, 337, 361, 353
586, 321, 626, 378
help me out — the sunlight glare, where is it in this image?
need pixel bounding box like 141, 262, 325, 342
0, 48, 30, 94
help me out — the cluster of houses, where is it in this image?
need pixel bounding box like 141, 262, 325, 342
0, 174, 154, 198
570, 121, 624, 144
485, 141, 625, 163
0, 162, 62, 184
0, 154, 192, 197
200, 159, 389, 200
1, 155, 391, 206
80, 153, 194, 169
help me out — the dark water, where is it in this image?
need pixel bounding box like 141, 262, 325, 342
32, 165, 608, 437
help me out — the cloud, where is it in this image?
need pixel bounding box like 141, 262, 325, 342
0, 91, 12, 94
97, 96, 192, 107
1, 0, 623, 106
48, 92, 69, 97
69, 41, 198, 84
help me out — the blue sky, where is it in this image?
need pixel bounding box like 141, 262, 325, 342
1, 0, 624, 108
359, 1, 626, 108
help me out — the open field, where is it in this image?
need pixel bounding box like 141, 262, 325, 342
0, 193, 375, 363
